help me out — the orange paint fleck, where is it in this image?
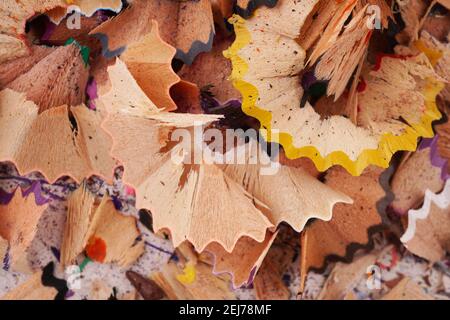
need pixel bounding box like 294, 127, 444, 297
86, 236, 107, 263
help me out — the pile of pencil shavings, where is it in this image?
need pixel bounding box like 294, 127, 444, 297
0, 0, 449, 301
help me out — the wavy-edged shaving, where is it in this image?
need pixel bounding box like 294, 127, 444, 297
0, 89, 117, 183
401, 179, 450, 263
224, 0, 444, 176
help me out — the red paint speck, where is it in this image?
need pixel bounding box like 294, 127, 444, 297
357, 78, 367, 92
374, 53, 410, 71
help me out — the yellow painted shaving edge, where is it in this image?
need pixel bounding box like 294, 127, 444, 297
176, 262, 197, 285
224, 15, 444, 176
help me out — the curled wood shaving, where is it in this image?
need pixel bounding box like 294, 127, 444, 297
62, 183, 144, 267
0, 271, 57, 300
152, 260, 235, 300
0, 89, 117, 183
391, 146, 445, 215
381, 277, 434, 300
0, 185, 48, 272
300, 166, 387, 289
401, 180, 450, 263
204, 231, 278, 288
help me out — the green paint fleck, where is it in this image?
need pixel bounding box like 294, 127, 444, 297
79, 256, 92, 272
65, 38, 90, 66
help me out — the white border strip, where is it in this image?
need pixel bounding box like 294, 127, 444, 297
401, 180, 450, 243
